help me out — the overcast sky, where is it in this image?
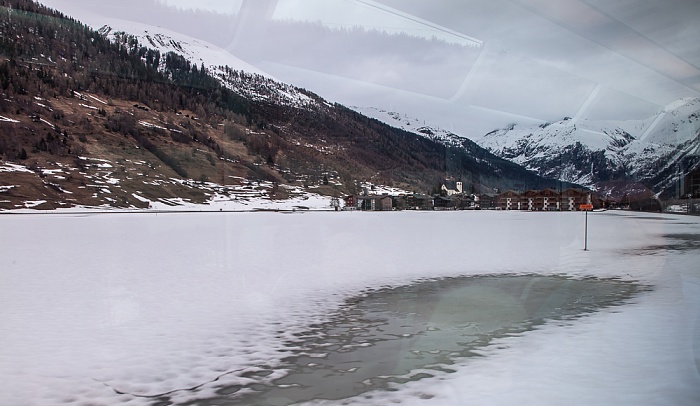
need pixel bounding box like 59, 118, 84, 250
39, 0, 700, 137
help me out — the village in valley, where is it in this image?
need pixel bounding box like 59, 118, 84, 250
341, 179, 595, 212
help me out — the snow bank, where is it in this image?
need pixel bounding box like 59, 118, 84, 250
0, 211, 698, 405
0, 162, 34, 173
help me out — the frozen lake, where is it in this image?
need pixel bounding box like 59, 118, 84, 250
0, 210, 698, 405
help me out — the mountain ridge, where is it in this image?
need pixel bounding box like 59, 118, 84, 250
355, 97, 700, 200
63, 0, 697, 202
0, 0, 567, 210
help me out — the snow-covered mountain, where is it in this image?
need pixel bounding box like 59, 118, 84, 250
88, 19, 265, 77
476, 97, 700, 197
95, 21, 319, 109
351, 107, 468, 147
38, 6, 318, 111
356, 99, 700, 198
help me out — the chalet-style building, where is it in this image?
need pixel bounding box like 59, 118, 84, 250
433, 196, 454, 210
478, 193, 497, 209
498, 190, 521, 210
343, 195, 355, 210
561, 188, 591, 210
520, 190, 537, 211
344, 195, 393, 211
520, 188, 560, 211
403, 194, 434, 210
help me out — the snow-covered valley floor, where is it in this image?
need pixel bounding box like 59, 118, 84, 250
1, 210, 698, 405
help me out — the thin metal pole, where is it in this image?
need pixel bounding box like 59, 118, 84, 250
584, 210, 588, 251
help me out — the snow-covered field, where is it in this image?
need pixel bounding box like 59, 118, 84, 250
0, 210, 698, 405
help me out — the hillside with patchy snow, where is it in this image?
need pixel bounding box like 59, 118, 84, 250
35, 4, 321, 111
84, 13, 700, 200
1, 0, 571, 210
94, 22, 320, 109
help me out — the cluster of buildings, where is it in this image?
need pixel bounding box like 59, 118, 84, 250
343, 180, 594, 212
495, 189, 592, 211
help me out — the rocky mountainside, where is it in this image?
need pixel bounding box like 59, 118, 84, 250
476, 98, 700, 198
357, 99, 700, 200
0, 0, 564, 210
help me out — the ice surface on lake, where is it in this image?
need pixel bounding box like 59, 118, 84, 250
0, 211, 698, 405
208, 275, 646, 405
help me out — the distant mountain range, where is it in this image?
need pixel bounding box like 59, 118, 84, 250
477, 98, 700, 198
355, 98, 700, 199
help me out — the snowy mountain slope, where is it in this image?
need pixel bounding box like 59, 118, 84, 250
32, 1, 326, 110
354, 105, 631, 171
74, 22, 317, 113
355, 99, 700, 197
476, 97, 700, 196
37, 2, 265, 78
347, 106, 585, 193
96, 22, 266, 78
477, 119, 635, 187
351, 107, 468, 148
94, 20, 320, 109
